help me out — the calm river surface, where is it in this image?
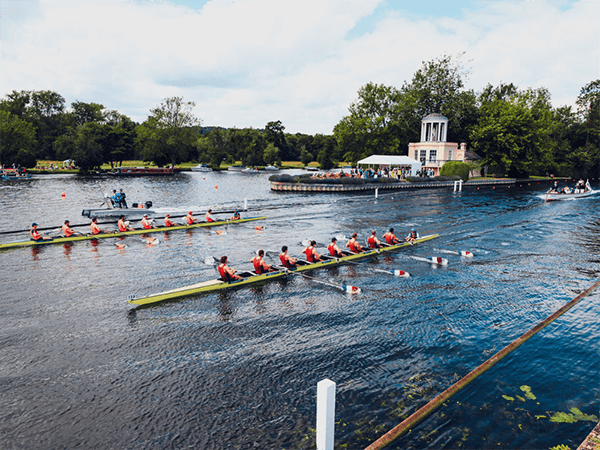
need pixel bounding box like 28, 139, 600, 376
0, 171, 598, 450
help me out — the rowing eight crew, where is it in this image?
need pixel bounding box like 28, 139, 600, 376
217, 227, 421, 281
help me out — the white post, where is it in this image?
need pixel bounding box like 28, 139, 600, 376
244, 198, 248, 210
453, 180, 457, 192
375, 188, 378, 199
459, 180, 463, 191
316, 378, 336, 450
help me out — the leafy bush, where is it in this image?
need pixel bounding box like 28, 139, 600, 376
440, 161, 471, 181
434, 175, 461, 182
375, 177, 400, 184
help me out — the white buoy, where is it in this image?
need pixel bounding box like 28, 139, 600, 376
316, 379, 336, 450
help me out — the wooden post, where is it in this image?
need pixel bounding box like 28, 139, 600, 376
316, 378, 336, 450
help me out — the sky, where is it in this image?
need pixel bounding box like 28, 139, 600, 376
1, 0, 599, 135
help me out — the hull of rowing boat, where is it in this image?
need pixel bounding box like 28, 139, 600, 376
0, 217, 266, 250
127, 234, 439, 306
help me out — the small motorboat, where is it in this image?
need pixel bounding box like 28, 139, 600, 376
228, 165, 246, 171
544, 180, 594, 201
191, 164, 213, 172
242, 167, 259, 173
1, 169, 31, 180
265, 165, 280, 171
305, 166, 319, 172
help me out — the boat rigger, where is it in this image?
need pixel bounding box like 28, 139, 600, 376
0, 216, 266, 250
127, 234, 439, 306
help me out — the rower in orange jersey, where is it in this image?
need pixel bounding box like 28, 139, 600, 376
218, 256, 242, 282
164, 213, 180, 227
62, 220, 83, 237
302, 240, 322, 262
345, 233, 363, 254
90, 218, 105, 235
279, 246, 297, 269
141, 214, 154, 230
251, 250, 275, 275
205, 209, 215, 223
367, 230, 382, 249
327, 237, 344, 257
382, 228, 400, 245
30, 223, 52, 241
186, 211, 196, 225
117, 216, 133, 232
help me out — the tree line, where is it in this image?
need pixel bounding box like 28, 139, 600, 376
1, 55, 598, 178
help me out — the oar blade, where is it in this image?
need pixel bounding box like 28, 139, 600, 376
431, 256, 448, 265
341, 284, 361, 294
393, 269, 410, 278
460, 250, 474, 257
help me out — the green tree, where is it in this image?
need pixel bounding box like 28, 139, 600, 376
103, 111, 136, 167
263, 142, 279, 165
28, 90, 67, 159
137, 97, 201, 166
300, 145, 313, 165
71, 100, 106, 127
265, 121, 290, 160
470, 84, 553, 178
72, 122, 106, 170
0, 110, 38, 167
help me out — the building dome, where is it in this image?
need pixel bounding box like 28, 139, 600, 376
423, 113, 448, 122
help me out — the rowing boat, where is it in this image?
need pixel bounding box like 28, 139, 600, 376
0, 216, 266, 250
127, 233, 439, 306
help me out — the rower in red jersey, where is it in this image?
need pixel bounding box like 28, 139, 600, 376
279, 246, 297, 268
367, 230, 382, 249
186, 211, 196, 225
164, 213, 180, 227
141, 214, 154, 230
62, 220, 82, 237
117, 216, 133, 232
251, 250, 275, 275
205, 209, 215, 223
302, 240, 322, 262
382, 227, 399, 245
345, 233, 363, 254
327, 237, 343, 257
30, 223, 52, 241
218, 256, 242, 281
90, 218, 105, 235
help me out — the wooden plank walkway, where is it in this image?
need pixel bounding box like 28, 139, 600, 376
578, 421, 600, 450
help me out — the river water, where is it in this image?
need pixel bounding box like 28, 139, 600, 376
0, 171, 598, 450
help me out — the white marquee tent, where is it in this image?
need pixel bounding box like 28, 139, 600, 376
357, 155, 421, 176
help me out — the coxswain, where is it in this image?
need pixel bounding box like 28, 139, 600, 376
90, 218, 105, 235
405, 228, 420, 242
382, 228, 400, 245
229, 211, 241, 221
302, 240, 322, 262
346, 233, 363, 254
117, 215, 133, 232
141, 214, 154, 230
279, 246, 297, 268
186, 211, 196, 225
164, 213, 179, 227
251, 250, 275, 275
327, 237, 343, 257
30, 223, 52, 241
218, 256, 242, 282
205, 209, 215, 223
62, 220, 82, 237
367, 230, 382, 249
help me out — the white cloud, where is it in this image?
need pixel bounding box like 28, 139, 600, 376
1, 0, 598, 134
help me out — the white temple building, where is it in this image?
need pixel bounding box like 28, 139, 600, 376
408, 113, 479, 176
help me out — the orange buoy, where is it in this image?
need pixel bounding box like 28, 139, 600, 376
61, 192, 66, 198
215, 185, 218, 189
255, 226, 263, 231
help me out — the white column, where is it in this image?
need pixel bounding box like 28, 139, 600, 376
421, 122, 426, 141
316, 379, 336, 450
442, 122, 447, 142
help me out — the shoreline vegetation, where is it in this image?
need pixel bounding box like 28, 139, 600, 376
2, 57, 597, 181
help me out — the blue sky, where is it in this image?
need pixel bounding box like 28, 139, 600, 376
1, 0, 598, 134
